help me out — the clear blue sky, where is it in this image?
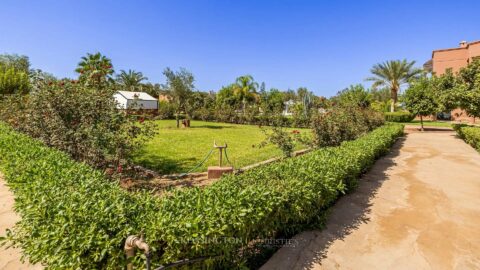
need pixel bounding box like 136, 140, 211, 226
1, 0, 479, 97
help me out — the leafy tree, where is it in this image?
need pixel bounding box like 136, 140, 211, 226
162, 67, 195, 127
116, 69, 148, 91
233, 75, 258, 113
333, 84, 371, 108
431, 70, 460, 112
366, 59, 422, 112
404, 77, 439, 131
75, 52, 114, 87
456, 59, 480, 121
0, 54, 30, 72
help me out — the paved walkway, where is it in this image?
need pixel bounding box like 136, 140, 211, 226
0, 174, 42, 270
262, 130, 480, 270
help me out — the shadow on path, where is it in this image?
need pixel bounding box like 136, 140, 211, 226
261, 137, 406, 270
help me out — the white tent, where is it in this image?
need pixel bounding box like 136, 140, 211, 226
114, 91, 158, 110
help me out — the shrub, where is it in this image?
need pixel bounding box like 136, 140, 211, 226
157, 100, 176, 119
384, 111, 415, 122
310, 107, 385, 147
453, 124, 480, 151
0, 80, 155, 168
0, 122, 403, 268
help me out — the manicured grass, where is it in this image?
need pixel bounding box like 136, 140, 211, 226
133, 120, 308, 174
393, 120, 454, 128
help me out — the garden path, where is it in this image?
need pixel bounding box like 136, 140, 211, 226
262, 128, 480, 270
0, 174, 42, 270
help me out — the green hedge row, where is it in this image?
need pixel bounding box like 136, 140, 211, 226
384, 111, 415, 122
0, 123, 404, 269
454, 124, 480, 151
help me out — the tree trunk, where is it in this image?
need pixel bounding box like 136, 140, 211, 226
390, 88, 398, 112
420, 115, 424, 132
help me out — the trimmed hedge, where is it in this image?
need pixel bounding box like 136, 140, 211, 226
384, 111, 415, 122
0, 123, 404, 269
454, 124, 480, 151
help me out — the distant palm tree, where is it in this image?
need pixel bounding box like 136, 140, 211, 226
233, 75, 258, 113
116, 69, 148, 91
75, 52, 114, 86
366, 59, 422, 112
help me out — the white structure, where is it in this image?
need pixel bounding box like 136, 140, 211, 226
114, 91, 158, 110
282, 100, 295, 116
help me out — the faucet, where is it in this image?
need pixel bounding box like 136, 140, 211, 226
124, 232, 150, 270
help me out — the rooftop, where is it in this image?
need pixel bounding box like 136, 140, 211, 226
116, 91, 157, 101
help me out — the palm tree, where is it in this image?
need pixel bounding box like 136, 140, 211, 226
233, 75, 258, 113
116, 69, 148, 91
366, 59, 422, 112
75, 52, 114, 86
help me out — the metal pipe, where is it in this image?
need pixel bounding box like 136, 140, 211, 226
125, 233, 150, 270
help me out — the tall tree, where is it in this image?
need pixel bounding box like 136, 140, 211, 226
366, 59, 422, 112
75, 52, 114, 87
233, 75, 258, 113
162, 67, 195, 127
456, 59, 480, 122
404, 77, 439, 131
116, 69, 148, 91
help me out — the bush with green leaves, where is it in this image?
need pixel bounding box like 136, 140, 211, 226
0, 79, 155, 168
384, 111, 415, 122
453, 124, 480, 152
0, 122, 403, 268
310, 107, 385, 147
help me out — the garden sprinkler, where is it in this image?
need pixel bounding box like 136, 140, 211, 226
213, 140, 227, 167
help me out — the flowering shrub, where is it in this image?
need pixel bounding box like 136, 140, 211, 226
0, 80, 155, 168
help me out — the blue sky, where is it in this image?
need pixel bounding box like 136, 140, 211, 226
1, 0, 479, 97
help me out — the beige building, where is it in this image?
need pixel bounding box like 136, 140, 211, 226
425, 40, 480, 123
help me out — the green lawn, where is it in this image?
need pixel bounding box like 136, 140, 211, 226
402, 120, 454, 127
133, 120, 308, 174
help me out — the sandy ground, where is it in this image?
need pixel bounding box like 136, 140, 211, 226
262, 130, 480, 270
0, 174, 42, 270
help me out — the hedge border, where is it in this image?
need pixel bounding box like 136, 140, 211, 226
0, 123, 404, 269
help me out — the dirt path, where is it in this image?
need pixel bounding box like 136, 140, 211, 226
0, 174, 42, 270
262, 130, 480, 270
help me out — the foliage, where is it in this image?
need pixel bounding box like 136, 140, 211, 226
0, 54, 30, 72
0, 80, 155, 168
0, 67, 30, 95
157, 100, 176, 119
333, 84, 371, 108
162, 67, 195, 123
366, 59, 422, 112
116, 69, 148, 91
404, 76, 439, 130
0, 122, 403, 268
258, 124, 298, 157
0, 123, 158, 269
453, 125, 480, 152
310, 107, 385, 147
431, 70, 460, 112
384, 111, 415, 122
233, 75, 258, 113
456, 59, 480, 119
75, 52, 114, 87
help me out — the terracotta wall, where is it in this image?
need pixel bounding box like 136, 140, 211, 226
431, 41, 480, 123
